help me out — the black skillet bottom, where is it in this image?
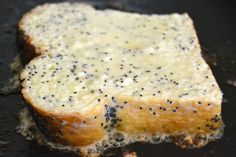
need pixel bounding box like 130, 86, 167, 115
0, 0, 236, 157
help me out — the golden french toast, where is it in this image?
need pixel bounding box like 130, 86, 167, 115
19, 3, 223, 156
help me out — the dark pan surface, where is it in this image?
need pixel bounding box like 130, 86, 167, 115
0, 0, 236, 156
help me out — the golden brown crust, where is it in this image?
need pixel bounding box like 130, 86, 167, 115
115, 95, 222, 148
116, 96, 221, 134
21, 86, 105, 146
18, 3, 50, 63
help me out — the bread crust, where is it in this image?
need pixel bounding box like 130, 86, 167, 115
21, 88, 105, 147
114, 95, 222, 148
18, 6, 39, 63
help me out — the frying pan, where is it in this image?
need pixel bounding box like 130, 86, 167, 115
0, 0, 236, 156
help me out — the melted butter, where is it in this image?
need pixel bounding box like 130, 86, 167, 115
0, 54, 22, 94
17, 107, 224, 155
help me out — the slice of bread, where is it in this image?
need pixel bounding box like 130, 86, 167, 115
19, 2, 223, 156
